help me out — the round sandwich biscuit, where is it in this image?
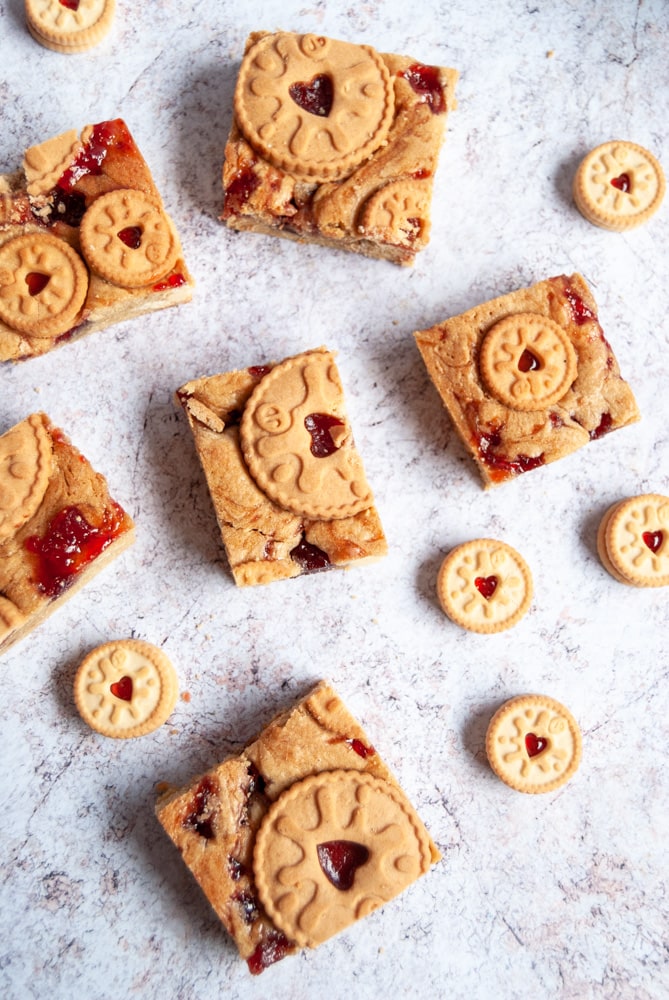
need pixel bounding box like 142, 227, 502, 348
486, 694, 582, 794
599, 493, 669, 587
74, 639, 178, 738
573, 140, 665, 231
26, 0, 115, 53
437, 538, 533, 634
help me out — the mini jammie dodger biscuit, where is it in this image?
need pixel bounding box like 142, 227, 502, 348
485, 694, 582, 794
573, 140, 665, 231
25, 0, 116, 54
437, 538, 533, 634
597, 493, 669, 586
74, 639, 178, 738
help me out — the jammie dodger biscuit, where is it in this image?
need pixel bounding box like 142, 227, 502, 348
486, 694, 582, 793
573, 140, 665, 231
597, 493, 669, 586
437, 538, 533, 633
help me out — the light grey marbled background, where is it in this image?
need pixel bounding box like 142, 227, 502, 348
0, 1, 668, 998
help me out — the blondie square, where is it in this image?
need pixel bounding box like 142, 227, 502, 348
175, 347, 387, 586
0, 118, 193, 361
0, 412, 134, 656
155, 681, 440, 974
221, 30, 458, 265
414, 273, 640, 487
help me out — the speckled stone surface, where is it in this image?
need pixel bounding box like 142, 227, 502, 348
1, 2, 668, 998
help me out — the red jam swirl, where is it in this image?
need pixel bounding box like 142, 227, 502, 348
152, 273, 186, 292
290, 537, 331, 573
183, 775, 218, 840
476, 427, 545, 482
224, 166, 260, 217
402, 64, 446, 114
247, 931, 291, 975
57, 120, 135, 193
347, 737, 375, 759
590, 412, 612, 440
563, 283, 596, 325
25, 502, 129, 598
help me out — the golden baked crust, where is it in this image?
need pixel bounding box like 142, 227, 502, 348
155, 681, 440, 974
222, 31, 458, 265
0, 413, 134, 656
175, 348, 387, 586
414, 273, 640, 488
0, 118, 193, 362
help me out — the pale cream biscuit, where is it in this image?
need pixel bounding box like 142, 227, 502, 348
0, 412, 53, 542
479, 312, 578, 411
239, 347, 374, 520
359, 179, 432, 248
25, 0, 115, 53
233, 31, 395, 183
79, 188, 181, 288
74, 639, 178, 738
602, 493, 669, 587
0, 232, 89, 338
485, 694, 582, 794
573, 140, 665, 231
437, 538, 533, 633
253, 769, 433, 949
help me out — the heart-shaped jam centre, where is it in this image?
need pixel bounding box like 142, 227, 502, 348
25, 272, 50, 297
304, 413, 344, 457
525, 732, 548, 758
289, 75, 333, 117
475, 575, 498, 600
60, 0, 80, 9
317, 840, 370, 891
643, 530, 663, 553
110, 675, 133, 701
518, 348, 541, 372
610, 172, 631, 193
118, 226, 143, 249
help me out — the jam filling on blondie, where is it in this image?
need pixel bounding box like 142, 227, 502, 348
402, 64, 446, 114
224, 165, 260, 216
317, 840, 370, 891
57, 120, 136, 193
290, 537, 331, 573
25, 502, 129, 598
476, 426, 545, 482
183, 775, 219, 840
247, 930, 292, 975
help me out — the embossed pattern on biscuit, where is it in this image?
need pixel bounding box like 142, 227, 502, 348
479, 313, 577, 411
573, 141, 665, 231
25, 0, 116, 51
0, 413, 53, 542
240, 349, 373, 520
253, 770, 433, 948
604, 494, 669, 587
79, 189, 180, 288
234, 32, 395, 182
485, 695, 582, 793
23, 129, 83, 197
0, 233, 89, 338
73, 639, 178, 738
360, 179, 431, 247
437, 538, 533, 633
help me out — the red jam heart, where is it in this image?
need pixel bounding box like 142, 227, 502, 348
525, 732, 548, 758
317, 840, 370, 891
25, 272, 50, 297
475, 575, 498, 600
304, 413, 344, 457
110, 676, 133, 701
518, 348, 541, 372
610, 172, 631, 193
289, 75, 333, 117
60, 0, 80, 8
643, 530, 663, 553
117, 226, 143, 249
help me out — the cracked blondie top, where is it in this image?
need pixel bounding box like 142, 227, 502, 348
414, 273, 640, 487
222, 30, 458, 265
